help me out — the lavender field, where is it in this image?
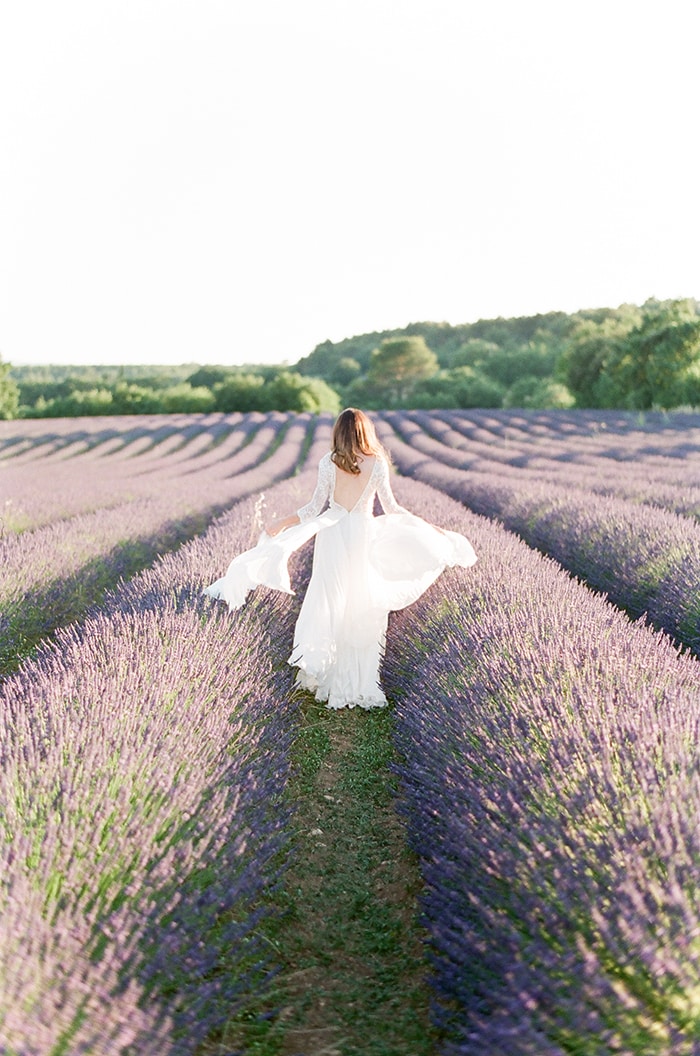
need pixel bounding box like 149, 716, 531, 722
2, 409, 700, 1054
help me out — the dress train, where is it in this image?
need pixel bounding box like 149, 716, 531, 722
204, 453, 477, 709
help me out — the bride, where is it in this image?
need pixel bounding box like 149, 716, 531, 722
204, 408, 476, 710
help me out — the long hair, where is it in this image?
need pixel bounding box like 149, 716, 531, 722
331, 408, 391, 475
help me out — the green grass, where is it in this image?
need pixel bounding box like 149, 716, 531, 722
207, 693, 438, 1056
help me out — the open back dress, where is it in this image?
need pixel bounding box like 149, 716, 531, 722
204, 452, 477, 709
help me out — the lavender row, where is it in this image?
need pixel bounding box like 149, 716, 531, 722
436, 407, 700, 467
431, 408, 700, 465
0, 416, 313, 676
0, 411, 240, 462
0, 472, 317, 1054
401, 410, 700, 519
389, 410, 700, 507
0, 412, 273, 533
378, 418, 700, 654
422, 408, 700, 486
384, 476, 700, 1055
0, 413, 304, 594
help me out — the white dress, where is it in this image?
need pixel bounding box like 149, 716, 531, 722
204, 452, 477, 710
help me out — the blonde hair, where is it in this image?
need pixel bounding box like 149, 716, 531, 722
331, 408, 391, 475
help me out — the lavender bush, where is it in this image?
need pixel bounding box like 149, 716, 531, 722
0, 473, 317, 1054
5, 407, 700, 1052
0, 414, 315, 675
378, 416, 700, 653
386, 409, 700, 488
397, 410, 700, 519
384, 476, 700, 1054
0, 412, 272, 534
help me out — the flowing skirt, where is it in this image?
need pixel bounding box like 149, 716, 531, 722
204, 508, 476, 710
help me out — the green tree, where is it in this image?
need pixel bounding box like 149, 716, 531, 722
411, 367, 505, 409
265, 372, 341, 414
342, 374, 384, 410
452, 368, 506, 409
157, 383, 216, 413
23, 387, 115, 417
296, 334, 384, 379
186, 365, 233, 389
110, 383, 159, 414
213, 373, 267, 412
410, 370, 462, 409
679, 365, 700, 407
504, 377, 575, 409
332, 357, 362, 387
448, 338, 501, 370
477, 343, 559, 389
558, 309, 642, 407
0, 357, 20, 419
606, 300, 700, 409
367, 336, 438, 405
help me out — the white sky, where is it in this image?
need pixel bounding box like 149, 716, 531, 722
1, 0, 698, 368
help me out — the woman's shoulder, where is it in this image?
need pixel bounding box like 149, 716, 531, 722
318, 451, 334, 476
373, 454, 395, 483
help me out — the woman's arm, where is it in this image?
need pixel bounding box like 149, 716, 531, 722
265, 512, 300, 537
376, 458, 410, 515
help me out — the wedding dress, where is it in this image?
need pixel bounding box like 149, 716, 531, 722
204, 453, 477, 709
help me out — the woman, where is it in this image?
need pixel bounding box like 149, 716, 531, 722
204, 408, 476, 709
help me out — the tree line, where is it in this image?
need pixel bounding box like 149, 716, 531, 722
2, 297, 699, 419
295, 297, 700, 412
3, 364, 341, 419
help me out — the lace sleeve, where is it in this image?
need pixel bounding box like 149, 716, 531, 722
376, 457, 409, 515
297, 453, 334, 523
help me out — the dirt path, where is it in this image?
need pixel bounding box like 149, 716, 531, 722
216, 693, 438, 1056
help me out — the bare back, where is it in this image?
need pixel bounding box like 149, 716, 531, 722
331, 455, 377, 512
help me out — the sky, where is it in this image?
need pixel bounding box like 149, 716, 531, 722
1, 0, 698, 368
